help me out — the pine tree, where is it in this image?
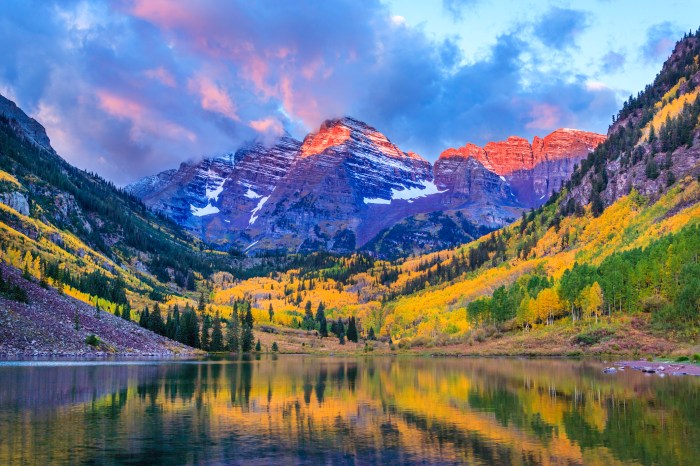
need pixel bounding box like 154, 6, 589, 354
95, 301, 101, 319
210, 312, 224, 352
303, 300, 314, 330
139, 306, 149, 328
315, 303, 328, 337
271, 341, 279, 352
74, 307, 80, 331
368, 327, 376, 340
336, 318, 345, 345
268, 303, 274, 323
114, 306, 121, 318
226, 302, 240, 352
149, 303, 165, 335
121, 303, 131, 322
346, 316, 358, 342
241, 304, 255, 352
255, 339, 261, 352
198, 291, 206, 312
200, 314, 212, 351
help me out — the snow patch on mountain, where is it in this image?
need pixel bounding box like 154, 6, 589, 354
191, 203, 220, 217
249, 195, 270, 225
244, 188, 262, 199
364, 180, 446, 205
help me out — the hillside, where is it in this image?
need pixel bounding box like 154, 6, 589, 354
0, 94, 240, 354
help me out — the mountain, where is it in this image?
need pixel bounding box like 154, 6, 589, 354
202, 30, 700, 355
129, 119, 603, 256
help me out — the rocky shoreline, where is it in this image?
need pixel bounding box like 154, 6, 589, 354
604, 360, 700, 376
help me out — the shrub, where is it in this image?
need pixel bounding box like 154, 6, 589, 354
571, 328, 613, 346
85, 334, 101, 347
271, 342, 279, 352
693, 354, 700, 362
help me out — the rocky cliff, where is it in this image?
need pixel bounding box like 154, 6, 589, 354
440, 129, 606, 207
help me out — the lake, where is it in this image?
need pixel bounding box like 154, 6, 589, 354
0, 356, 698, 465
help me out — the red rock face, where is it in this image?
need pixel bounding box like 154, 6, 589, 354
533, 129, 607, 166
438, 128, 605, 206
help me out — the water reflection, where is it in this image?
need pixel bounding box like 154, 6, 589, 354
0, 356, 698, 465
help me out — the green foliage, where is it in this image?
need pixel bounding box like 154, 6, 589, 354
85, 334, 101, 347
571, 329, 613, 346
271, 341, 279, 352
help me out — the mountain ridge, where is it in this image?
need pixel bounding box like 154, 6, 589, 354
128, 120, 604, 256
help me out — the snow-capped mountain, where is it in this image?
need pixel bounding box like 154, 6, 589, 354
127, 118, 604, 255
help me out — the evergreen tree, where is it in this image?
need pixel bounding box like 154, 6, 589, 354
255, 339, 261, 352
74, 307, 80, 331
271, 341, 279, 352
139, 306, 149, 328
268, 303, 274, 323
200, 314, 212, 351
368, 327, 376, 340
241, 304, 255, 352
210, 312, 224, 352
645, 157, 660, 180
198, 291, 206, 312
346, 316, 358, 342
114, 306, 121, 318
303, 300, 315, 330
149, 303, 165, 335
186, 272, 196, 291
95, 301, 101, 319
315, 303, 328, 337
226, 302, 240, 352
336, 318, 345, 345
177, 306, 200, 348
121, 303, 131, 322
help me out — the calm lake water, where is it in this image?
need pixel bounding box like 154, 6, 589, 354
0, 356, 698, 465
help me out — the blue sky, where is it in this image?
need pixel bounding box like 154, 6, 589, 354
0, 0, 697, 183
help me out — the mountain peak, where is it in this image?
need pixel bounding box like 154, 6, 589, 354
300, 116, 426, 161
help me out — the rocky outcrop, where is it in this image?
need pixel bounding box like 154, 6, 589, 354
0, 192, 30, 216
441, 129, 606, 207
0, 95, 54, 153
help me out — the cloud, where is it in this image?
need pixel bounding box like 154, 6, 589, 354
600, 51, 626, 74
0, 0, 619, 183
442, 0, 479, 21
535, 7, 589, 50
643, 22, 680, 63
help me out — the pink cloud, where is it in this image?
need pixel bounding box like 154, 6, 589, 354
525, 103, 561, 130
187, 75, 239, 120
249, 117, 284, 136
144, 67, 177, 87
97, 90, 196, 142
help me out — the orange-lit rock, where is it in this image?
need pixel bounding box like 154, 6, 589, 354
300, 121, 352, 157
439, 129, 605, 205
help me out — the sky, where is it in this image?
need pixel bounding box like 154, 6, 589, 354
0, 0, 698, 184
